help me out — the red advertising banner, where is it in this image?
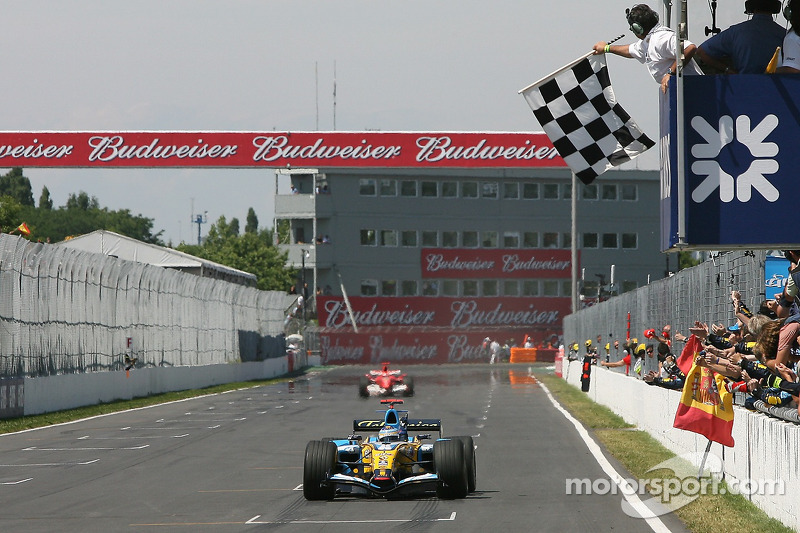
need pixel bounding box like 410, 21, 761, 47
0, 131, 564, 168
421, 248, 575, 279
319, 328, 561, 365
316, 296, 571, 330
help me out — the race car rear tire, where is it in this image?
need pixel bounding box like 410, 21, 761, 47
403, 376, 415, 397
433, 438, 468, 499
358, 376, 370, 398
303, 440, 337, 500
453, 436, 476, 492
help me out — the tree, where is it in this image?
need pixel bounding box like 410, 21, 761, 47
39, 186, 53, 210
245, 208, 258, 234
0, 195, 24, 234
0, 168, 34, 207
177, 215, 294, 291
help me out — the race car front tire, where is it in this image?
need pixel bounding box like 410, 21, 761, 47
303, 440, 337, 500
452, 436, 476, 492
433, 438, 468, 499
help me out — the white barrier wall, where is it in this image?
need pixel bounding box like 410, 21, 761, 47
23, 357, 290, 416
561, 361, 800, 531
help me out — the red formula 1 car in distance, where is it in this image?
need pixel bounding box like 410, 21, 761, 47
359, 362, 414, 398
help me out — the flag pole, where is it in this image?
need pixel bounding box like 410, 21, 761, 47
571, 172, 579, 313
698, 438, 713, 480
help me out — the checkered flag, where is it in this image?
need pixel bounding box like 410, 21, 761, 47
520, 54, 654, 184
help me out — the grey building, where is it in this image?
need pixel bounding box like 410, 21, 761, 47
275, 165, 664, 364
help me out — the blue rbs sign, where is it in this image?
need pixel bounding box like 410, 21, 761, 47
660, 75, 800, 250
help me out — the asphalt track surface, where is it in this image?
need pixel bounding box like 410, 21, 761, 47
0, 364, 690, 532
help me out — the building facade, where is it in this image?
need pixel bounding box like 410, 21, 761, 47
275, 163, 664, 365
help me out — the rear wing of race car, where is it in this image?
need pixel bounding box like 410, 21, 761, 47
353, 418, 442, 432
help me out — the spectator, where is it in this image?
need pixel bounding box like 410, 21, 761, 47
290, 184, 299, 194
695, 0, 785, 74
593, 3, 703, 93
778, 1, 800, 73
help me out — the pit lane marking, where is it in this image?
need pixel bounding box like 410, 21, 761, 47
2, 478, 32, 485
245, 511, 457, 524
0, 459, 99, 467
23, 445, 150, 451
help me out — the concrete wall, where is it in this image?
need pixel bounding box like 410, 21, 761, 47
23, 357, 292, 416
561, 361, 800, 530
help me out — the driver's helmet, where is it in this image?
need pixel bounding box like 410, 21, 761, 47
378, 425, 405, 442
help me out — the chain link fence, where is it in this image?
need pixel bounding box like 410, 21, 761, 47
564, 250, 768, 376
0, 234, 289, 378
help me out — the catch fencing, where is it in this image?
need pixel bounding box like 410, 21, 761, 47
0, 233, 288, 379
564, 250, 768, 375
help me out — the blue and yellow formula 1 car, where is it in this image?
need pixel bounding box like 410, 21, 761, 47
303, 399, 476, 500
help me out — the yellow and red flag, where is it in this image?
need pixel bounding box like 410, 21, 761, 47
15, 222, 31, 236
673, 362, 735, 446
675, 333, 701, 375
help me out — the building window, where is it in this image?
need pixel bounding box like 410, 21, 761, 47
481, 231, 498, 248
482, 280, 498, 296
380, 229, 398, 247
621, 184, 637, 201
462, 182, 478, 198
401, 230, 417, 247
622, 280, 638, 292
360, 229, 376, 246
380, 179, 396, 196
583, 233, 598, 248
400, 180, 417, 197
503, 280, 519, 296
542, 280, 559, 296
503, 182, 519, 199
382, 280, 397, 296
561, 280, 573, 298
562, 182, 572, 200
481, 182, 498, 199
463, 280, 478, 296
463, 231, 479, 248
422, 280, 439, 296
359, 178, 376, 196
361, 279, 378, 295
542, 232, 559, 248
602, 184, 617, 200
622, 233, 638, 249
523, 232, 539, 248
602, 233, 618, 248
543, 183, 559, 199
442, 231, 458, 247
421, 231, 438, 246
522, 280, 539, 296
522, 183, 539, 199
582, 184, 598, 200
503, 232, 520, 248
561, 232, 571, 249
421, 181, 438, 197
442, 181, 458, 197
401, 280, 418, 296
442, 279, 458, 296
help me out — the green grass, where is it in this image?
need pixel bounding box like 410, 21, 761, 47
537, 374, 793, 533
0, 372, 314, 435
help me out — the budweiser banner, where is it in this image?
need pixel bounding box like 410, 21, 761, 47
421, 248, 574, 279
319, 328, 561, 365
316, 296, 570, 330
0, 131, 564, 168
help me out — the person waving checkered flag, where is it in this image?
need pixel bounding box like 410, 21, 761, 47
520, 53, 654, 184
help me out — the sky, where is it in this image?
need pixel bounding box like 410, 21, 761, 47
0, 1, 760, 245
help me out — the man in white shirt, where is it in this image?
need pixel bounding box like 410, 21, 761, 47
778, 0, 800, 73
592, 4, 703, 93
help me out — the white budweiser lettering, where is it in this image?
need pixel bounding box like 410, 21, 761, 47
0, 140, 73, 159
87, 136, 237, 161
501, 254, 570, 273
447, 335, 489, 363
368, 336, 437, 363
252, 136, 402, 162
450, 300, 559, 328
415, 136, 559, 162
320, 336, 365, 362
322, 300, 436, 328
425, 253, 495, 272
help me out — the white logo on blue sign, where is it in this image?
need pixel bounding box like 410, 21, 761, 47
690, 115, 779, 203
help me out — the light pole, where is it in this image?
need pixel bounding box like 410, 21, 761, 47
301, 249, 310, 321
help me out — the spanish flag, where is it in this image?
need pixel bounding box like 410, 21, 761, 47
673, 362, 735, 447
675, 333, 701, 375
16, 222, 31, 236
